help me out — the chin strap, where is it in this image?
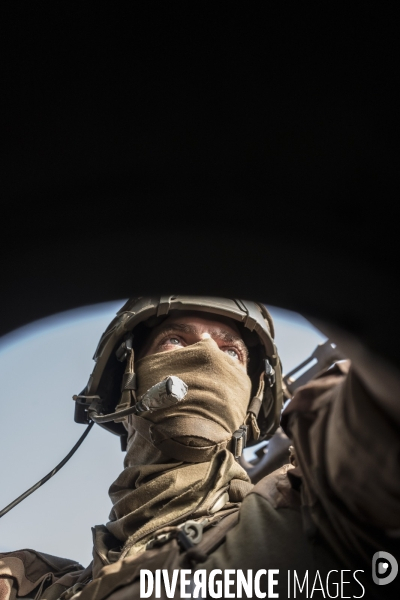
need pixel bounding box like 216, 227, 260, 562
244, 371, 265, 442
114, 348, 137, 421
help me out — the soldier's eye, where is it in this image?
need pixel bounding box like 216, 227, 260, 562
169, 337, 181, 345
224, 348, 239, 359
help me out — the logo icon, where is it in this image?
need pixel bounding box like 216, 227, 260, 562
372, 551, 398, 586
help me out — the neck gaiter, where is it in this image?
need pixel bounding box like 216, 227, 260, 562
106, 338, 253, 556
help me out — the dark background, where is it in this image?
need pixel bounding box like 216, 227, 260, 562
1, 6, 398, 368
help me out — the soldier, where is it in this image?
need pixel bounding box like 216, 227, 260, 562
1, 296, 399, 599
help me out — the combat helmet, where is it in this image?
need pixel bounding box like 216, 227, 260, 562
74, 296, 284, 453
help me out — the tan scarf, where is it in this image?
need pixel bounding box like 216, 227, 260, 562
106, 338, 253, 556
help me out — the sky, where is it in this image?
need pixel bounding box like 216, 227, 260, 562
0, 301, 326, 566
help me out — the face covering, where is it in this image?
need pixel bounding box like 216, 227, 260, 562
106, 338, 253, 558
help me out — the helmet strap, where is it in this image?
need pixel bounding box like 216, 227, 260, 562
244, 371, 265, 441
114, 349, 137, 422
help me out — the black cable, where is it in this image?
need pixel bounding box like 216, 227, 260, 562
0, 421, 94, 519
89, 403, 143, 423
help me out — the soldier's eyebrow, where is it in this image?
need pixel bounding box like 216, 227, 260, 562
152, 323, 249, 360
